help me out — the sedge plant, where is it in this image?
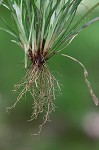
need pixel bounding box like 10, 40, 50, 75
0, 0, 99, 135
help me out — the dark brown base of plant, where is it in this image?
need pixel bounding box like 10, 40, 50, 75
7, 62, 61, 135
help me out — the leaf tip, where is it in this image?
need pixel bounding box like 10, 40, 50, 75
93, 95, 99, 106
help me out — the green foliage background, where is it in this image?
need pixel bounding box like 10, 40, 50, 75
0, 1, 99, 150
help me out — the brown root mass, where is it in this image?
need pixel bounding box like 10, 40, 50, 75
7, 62, 61, 135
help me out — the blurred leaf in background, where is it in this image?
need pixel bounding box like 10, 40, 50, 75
0, 0, 3, 5
0, 0, 99, 150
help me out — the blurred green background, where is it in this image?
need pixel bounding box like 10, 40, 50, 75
0, 1, 99, 150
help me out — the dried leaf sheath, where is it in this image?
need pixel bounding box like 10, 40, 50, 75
61, 54, 99, 105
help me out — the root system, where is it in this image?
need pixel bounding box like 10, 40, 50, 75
7, 59, 61, 135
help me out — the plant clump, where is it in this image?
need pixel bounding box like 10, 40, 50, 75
1, 0, 99, 134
